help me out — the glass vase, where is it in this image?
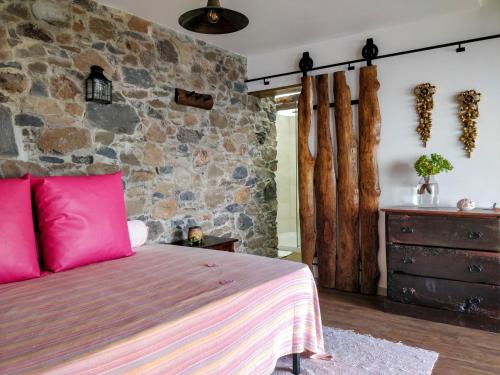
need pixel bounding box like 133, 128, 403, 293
416, 176, 439, 207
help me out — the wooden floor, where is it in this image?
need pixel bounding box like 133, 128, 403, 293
318, 289, 500, 375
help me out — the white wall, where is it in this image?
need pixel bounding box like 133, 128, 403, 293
248, 2, 500, 291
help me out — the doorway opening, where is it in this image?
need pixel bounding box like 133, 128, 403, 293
273, 88, 302, 260
249, 85, 302, 261
276, 106, 300, 259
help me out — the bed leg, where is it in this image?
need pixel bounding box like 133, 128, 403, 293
292, 353, 301, 374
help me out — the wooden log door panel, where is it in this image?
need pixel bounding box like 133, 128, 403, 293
334, 71, 360, 292
359, 66, 382, 295
315, 74, 337, 289
298, 76, 316, 270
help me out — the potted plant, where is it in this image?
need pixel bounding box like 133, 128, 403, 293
414, 153, 453, 206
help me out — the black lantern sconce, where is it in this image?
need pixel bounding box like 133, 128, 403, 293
85, 65, 112, 105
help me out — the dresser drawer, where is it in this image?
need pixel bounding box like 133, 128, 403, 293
388, 245, 500, 285
388, 273, 500, 318
387, 214, 500, 251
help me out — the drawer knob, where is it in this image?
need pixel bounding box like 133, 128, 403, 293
467, 231, 483, 240
402, 287, 416, 295
400, 227, 415, 234
402, 287, 416, 303
458, 296, 484, 314
468, 264, 484, 273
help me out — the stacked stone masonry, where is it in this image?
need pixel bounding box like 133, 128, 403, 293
0, 0, 278, 256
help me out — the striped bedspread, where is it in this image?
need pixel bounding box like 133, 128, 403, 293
0, 245, 327, 374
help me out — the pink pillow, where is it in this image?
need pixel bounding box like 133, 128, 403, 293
31, 172, 133, 272
0, 176, 40, 284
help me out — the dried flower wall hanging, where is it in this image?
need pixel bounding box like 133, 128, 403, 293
458, 90, 481, 158
414, 83, 436, 147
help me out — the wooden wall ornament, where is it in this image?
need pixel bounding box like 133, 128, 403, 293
175, 88, 214, 110
298, 76, 316, 270
358, 65, 381, 295
314, 74, 337, 289
414, 83, 436, 147
334, 71, 360, 292
458, 90, 481, 158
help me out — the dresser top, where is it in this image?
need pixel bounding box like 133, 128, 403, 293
170, 235, 238, 248
382, 206, 500, 219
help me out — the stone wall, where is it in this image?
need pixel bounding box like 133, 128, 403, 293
0, 0, 278, 256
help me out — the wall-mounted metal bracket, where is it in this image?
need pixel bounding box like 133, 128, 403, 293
299, 51, 314, 76
362, 38, 379, 66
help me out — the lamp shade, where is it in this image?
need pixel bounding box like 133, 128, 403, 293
179, 0, 249, 34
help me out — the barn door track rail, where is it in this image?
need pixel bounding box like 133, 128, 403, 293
245, 33, 500, 85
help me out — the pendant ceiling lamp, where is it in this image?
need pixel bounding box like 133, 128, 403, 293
179, 0, 249, 34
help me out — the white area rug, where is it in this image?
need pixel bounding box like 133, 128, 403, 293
274, 326, 439, 375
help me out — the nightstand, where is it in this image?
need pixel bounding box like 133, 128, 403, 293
170, 236, 238, 253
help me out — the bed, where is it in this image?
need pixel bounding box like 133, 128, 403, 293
0, 244, 328, 374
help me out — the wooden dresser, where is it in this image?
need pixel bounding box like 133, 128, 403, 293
382, 207, 500, 332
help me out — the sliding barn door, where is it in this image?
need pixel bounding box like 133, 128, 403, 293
295, 68, 381, 295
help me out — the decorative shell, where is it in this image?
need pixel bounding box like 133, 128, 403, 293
457, 198, 476, 211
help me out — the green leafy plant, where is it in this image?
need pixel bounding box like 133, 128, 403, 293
414, 154, 453, 195
414, 153, 453, 178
